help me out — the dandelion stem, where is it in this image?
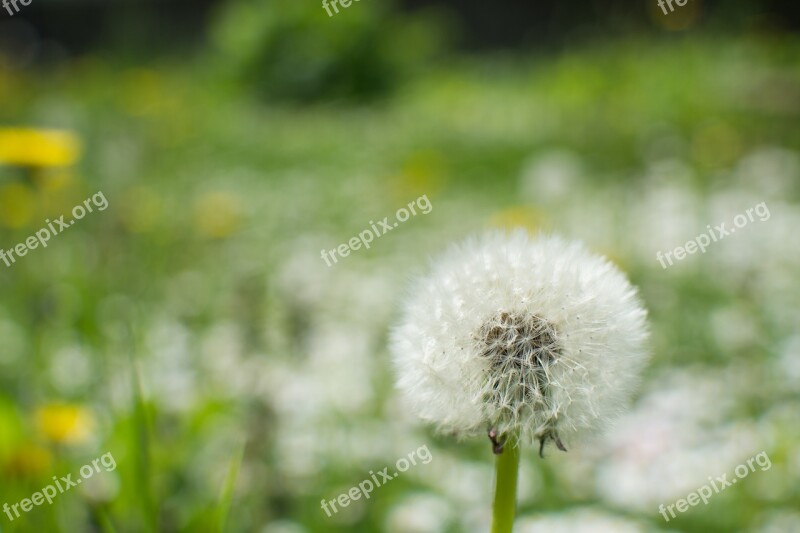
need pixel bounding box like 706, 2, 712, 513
490, 438, 520, 533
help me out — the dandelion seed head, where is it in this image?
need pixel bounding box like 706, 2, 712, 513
390, 231, 649, 449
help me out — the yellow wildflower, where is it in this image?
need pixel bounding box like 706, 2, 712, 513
4, 445, 53, 477
0, 128, 82, 168
35, 404, 94, 445
194, 191, 242, 239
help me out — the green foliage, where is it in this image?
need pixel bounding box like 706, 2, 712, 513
210, 0, 451, 102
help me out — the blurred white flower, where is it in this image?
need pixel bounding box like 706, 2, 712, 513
48, 345, 93, 394
733, 146, 799, 201
629, 179, 703, 265
261, 520, 307, 533
755, 509, 800, 533
415, 451, 491, 505
143, 318, 197, 412
519, 149, 583, 204
595, 367, 763, 510
777, 335, 800, 391
80, 468, 120, 504
516, 508, 648, 533
710, 304, 759, 352
391, 231, 650, 452
385, 493, 453, 533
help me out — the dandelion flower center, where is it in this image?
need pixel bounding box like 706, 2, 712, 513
478, 312, 563, 451
479, 312, 559, 374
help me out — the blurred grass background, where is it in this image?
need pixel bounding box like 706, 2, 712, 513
1, 0, 799, 531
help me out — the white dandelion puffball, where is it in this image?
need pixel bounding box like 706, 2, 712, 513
390, 231, 649, 453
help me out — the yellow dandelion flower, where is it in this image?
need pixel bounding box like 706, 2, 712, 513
0, 128, 82, 168
35, 404, 94, 445
194, 191, 242, 239
392, 150, 447, 201
4, 444, 53, 477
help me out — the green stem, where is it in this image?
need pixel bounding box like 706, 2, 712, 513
491, 440, 520, 533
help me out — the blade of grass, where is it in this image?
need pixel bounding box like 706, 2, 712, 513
94, 504, 119, 533
217, 441, 246, 533
127, 326, 158, 532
